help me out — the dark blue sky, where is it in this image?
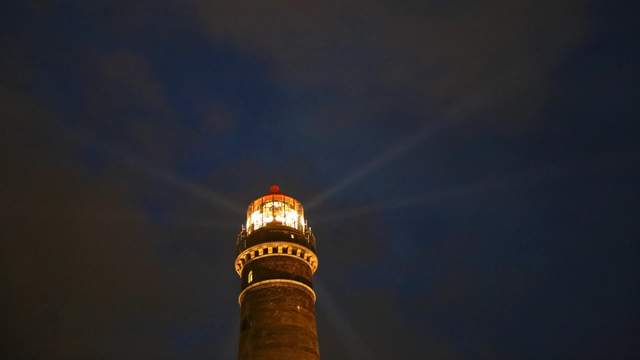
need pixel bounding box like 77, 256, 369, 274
3, 1, 638, 359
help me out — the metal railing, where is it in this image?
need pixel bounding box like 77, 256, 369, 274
236, 223, 317, 254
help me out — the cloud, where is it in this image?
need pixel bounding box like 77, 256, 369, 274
75, 48, 241, 182
1, 83, 235, 359
194, 0, 589, 131
190, 0, 590, 207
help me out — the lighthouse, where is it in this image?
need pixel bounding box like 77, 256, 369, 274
234, 185, 320, 359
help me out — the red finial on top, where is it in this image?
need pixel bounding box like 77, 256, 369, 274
269, 184, 281, 194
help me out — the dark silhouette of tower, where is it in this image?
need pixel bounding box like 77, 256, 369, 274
235, 185, 320, 360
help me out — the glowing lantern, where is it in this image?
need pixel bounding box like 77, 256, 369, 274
245, 184, 307, 234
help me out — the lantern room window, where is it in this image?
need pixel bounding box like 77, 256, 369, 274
245, 193, 306, 234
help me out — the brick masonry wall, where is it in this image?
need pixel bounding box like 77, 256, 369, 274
239, 285, 319, 360
241, 255, 313, 289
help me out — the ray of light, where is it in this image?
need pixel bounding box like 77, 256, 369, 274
60, 123, 244, 215
305, 71, 526, 211
313, 151, 636, 225
311, 169, 550, 225
315, 281, 373, 360
112, 149, 244, 214
159, 219, 239, 230
305, 121, 448, 211
313, 180, 489, 225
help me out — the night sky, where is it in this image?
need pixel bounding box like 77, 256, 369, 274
3, 1, 639, 359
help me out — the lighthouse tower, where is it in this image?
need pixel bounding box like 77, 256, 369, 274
234, 185, 320, 360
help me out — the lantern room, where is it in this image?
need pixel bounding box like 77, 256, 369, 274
245, 185, 306, 234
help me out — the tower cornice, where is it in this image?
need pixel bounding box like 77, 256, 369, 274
234, 241, 318, 276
